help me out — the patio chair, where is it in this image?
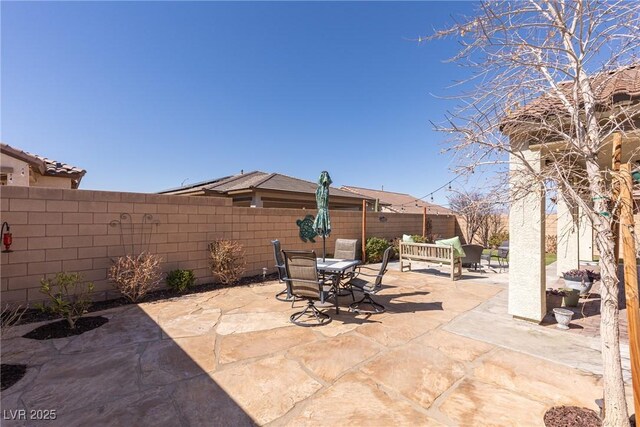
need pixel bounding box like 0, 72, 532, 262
348, 246, 392, 314
461, 244, 483, 270
282, 250, 332, 327
272, 240, 293, 302
333, 238, 361, 260
482, 241, 509, 270
333, 238, 360, 297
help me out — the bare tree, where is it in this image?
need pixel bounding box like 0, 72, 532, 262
478, 211, 505, 248
428, 1, 640, 425
448, 191, 492, 244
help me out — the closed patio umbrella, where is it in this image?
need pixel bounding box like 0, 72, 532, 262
313, 171, 332, 261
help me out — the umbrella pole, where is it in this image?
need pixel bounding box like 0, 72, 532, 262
323, 235, 326, 262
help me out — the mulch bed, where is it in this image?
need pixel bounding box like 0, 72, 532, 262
544, 406, 601, 427
1, 363, 27, 391
22, 316, 109, 340
17, 273, 279, 326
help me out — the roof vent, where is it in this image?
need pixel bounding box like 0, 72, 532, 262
56, 162, 62, 168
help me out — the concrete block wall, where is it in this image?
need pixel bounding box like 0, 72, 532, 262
0, 186, 457, 305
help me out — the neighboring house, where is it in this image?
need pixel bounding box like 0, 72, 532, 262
159, 171, 373, 210
503, 65, 640, 322
0, 143, 86, 189
340, 185, 453, 215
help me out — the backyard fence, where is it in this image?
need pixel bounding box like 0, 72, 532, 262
0, 186, 458, 305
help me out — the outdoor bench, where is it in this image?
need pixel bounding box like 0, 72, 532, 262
399, 242, 462, 281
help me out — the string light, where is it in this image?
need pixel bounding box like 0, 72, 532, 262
398, 174, 461, 208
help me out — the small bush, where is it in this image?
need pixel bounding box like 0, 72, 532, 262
109, 252, 162, 302
166, 269, 196, 293
411, 235, 429, 243
545, 235, 558, 254
39, 272, 94, 329
208, 240, 246, 285
366, 237, 391, 263
488, 232, 509, 248
1, 304, 27, 336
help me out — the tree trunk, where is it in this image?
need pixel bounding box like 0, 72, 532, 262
593, 217, 630, 426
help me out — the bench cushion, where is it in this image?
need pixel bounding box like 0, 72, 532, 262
435, 236, 466, 258
402, 234, 415, 243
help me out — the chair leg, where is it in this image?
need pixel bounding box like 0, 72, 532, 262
290, 300, 331, 327
276, 287, 304, 303
349, 294, 385, 314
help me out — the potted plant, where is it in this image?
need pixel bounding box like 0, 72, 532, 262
553, 307, 574, 330
559, 287, 580, 307
562, 269, 601, 296
546, 288, 565, 312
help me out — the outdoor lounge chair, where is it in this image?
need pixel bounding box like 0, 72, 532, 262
282, 250, 333, 326
348, 246, 392, 314
461, 244, 483, 270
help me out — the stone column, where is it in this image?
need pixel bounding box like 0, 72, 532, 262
508, 143, 546, 322
556, 193, 580, 276
578, 206, 594, 262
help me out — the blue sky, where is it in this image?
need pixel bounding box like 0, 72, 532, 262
2, 1, 480, 206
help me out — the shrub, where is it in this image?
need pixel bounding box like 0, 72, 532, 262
545, 235, 558, 254
1, 304, 27, 336
366, 237, 391, 263
208, 240, 246, 285
488, 231, 509, 248
166, 269, 196, 293
39, 272, 94, 329
411, 235, 429, 243
109, 252, 162, 302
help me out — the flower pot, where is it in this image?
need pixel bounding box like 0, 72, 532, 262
563, 278, 593, 296
546, 291, 563, 313
560, 288, 580, 307
553, 308, 574, 330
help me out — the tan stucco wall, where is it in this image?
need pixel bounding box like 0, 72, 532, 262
0, 153, 30, 186
0, 186, 458, 305
31, 174, 73, 189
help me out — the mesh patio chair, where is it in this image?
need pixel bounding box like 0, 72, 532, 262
333, 238, 361, 260
348, 246, 392, 314
333, 238, 360, 297
272, 240, 296, 302
461, 244, 484, 270
282, 250, 333, 327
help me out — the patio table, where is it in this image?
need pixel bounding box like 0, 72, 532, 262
316, 258, 360, 314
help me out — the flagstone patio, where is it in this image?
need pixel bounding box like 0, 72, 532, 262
0, 264, 632, 426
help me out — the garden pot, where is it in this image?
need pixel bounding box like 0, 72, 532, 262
553, 308, 574, 330
564, 278, 594, 296
560, 288, 580, 307
546, 291, 563, 313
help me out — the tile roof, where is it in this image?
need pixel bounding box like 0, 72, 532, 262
503, 64, 640, 133
160, 171, 374, 200
340, 186, 453, 215
0, 143, 86, 188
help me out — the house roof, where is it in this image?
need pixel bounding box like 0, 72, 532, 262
160, 171, 374, 201
0, 143, 86, 188
502, 64, 640, 135
340, 186, 453, 215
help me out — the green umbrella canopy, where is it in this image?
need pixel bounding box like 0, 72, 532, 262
313, 171, 332, 237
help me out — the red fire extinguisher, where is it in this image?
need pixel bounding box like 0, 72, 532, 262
2, 222, 12, 253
